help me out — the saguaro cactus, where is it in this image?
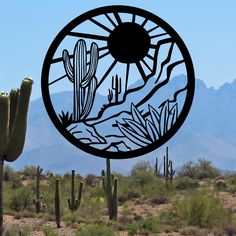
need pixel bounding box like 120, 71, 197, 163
62, 39, 99, 121
55, 179, 60, 228
102, 159, 118, 220
68, 170, 83, 212
155, 157, 161, 177
163, 147, 176, 187
112, 74, 122, 104
33, 166, 43, 213
0, 78, 33, 236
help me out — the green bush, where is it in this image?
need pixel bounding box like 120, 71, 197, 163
130, 161, 154, 176
159, 211, 181, 226
4, 225, 30, 236
9, 186, 33, 211
177, 191, 231, 228
228, 185, 236, 194
175, 177, 199, 190
139, 217, 158, 234
127, 217, 158, 235
42, 225, 59, 236
75, 224, 116, 236
177, 159, 220, 179
3, 165, 15, 181
21, 165, 39, 178
177, 161, 198, 178
127, 223, 138, 235
225, 174, 236, 185
196, 159, 221, 179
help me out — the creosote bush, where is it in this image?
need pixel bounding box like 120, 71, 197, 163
75, 224, 116, 236
177, 159, 221, 179
175, 176, 199, 190
177, 191, 231, 228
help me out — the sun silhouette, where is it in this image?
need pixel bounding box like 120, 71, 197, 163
49, 6, 171, 88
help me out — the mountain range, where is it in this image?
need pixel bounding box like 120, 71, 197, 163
9, 77, 236, 175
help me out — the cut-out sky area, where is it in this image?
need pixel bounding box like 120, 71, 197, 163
0, 0, 235, 99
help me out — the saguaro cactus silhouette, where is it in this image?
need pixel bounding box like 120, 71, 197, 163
102, 159, 118, 220
112, 74, 122, 104
62, 39, 99, 121
68, 170, 83, 212
0, 78, 33, 236
33, 166, 43, 213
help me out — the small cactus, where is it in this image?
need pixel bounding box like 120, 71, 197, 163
68, 170, 83, 212
102, 159, 118, 220
33, 166, 43, 213
112, 74, 121, 104
155, 157, 162, 177
163, 147, 175, 187
55, 179, 60, 228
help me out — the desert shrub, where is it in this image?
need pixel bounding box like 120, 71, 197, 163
177, 191, 231, 228
127, 217, 158, 235
175, 176, 199, 190
131, 161, 154, 176
214, 179, 227, 191
75, 224, 116, 236
131, 170, 156, 187
63, 212, 78, 225
11, 172, 22, 188
196, 159, 221, 179
228, 185, 236, 194
119, 170, 166, 198
4, 225, 30, 236
150, 195, 168, 205
21, 165, 39, 178
177, 161, 198, 178
178, 159, 220, 179
9, 186, 33, 211
159, 211, 181, 226
85, 174, 99, 186
3, 165, 15, 181
127, 223, 138, 235
127, 191, 141, 199
180, 226, 209, 236
225, 174, 236, 185
42, 225, 59, 236
139, 217, 158, 234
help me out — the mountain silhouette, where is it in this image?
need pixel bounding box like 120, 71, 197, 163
9, 76, 236, 175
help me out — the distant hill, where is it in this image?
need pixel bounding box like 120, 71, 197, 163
9, 77, 236, 175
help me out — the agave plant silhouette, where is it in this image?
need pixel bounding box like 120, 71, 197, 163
117, 101, 178, 147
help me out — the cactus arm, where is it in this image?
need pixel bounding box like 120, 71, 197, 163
74, 40, 87, 120
102, 170, 107, 196
78, 181, 83, 205
62, 50, 74, 82
9, 89, 20, 134
0, 93, 9, 157
81, 43, 99, 88
5, 78, 33, 162
81, 77, 97, 119
118, 75, 122, 94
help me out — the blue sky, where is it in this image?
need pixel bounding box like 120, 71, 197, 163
1, 1, 236, 99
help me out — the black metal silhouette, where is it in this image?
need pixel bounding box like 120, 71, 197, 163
41, 5, 195, 159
